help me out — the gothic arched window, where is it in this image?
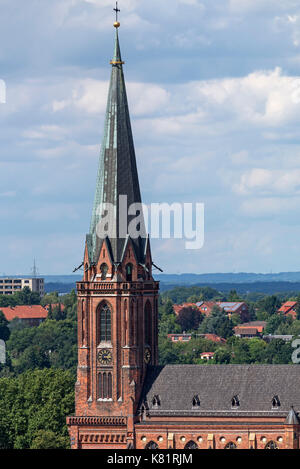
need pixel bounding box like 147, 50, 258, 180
108, 372, 112, 398
145, 301, 152, 347
145, 441, 158, 449
100, 263, 108, 280
126, 263, 133, 282
184, 441, 198, 449
225, 442, 237, 449
97, 302, 111, 343
265, 441, 278, 450
130, 300, 135, 346
98, 371, 112, 399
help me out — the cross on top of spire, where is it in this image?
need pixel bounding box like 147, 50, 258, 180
114, 2, 120, 22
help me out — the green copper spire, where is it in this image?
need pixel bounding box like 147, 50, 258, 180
111, 28, 123, 64
87, 25, 146, 265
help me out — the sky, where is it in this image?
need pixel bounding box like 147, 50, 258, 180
1, 0, 300, 275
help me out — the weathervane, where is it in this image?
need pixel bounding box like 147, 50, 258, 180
113, 2, 120, 27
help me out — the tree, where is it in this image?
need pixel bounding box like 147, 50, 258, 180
162, 299, 175, 317
14, 287, 40, 306
186, 295, 201, 303
51, 303, 66, 321
41, 292, 60, 307
231, 340, 251, 364
176, 307, 203, 332
30, 430, 70, 449
7, 319, 77, 375
159, 315, 181, 336
213, 348, 231, 364
158, 337, 181, 365
15, 345, 50, 374
265, 314, 287, 335
231, 313, 242, 327
0, 311, 10, 342
286, 320, 300, 337
8, 317, 29, 332
248, 338, 267, 363
263, 295, 281, 316
63, 290, 77, 321
227, 290, 240, 302
199, 306, 234, 339
47, 303, 53, 319
0, 368, 75, 449
247, 303, 257, 321
264, 339, 292, 364
162, 286, 219, 305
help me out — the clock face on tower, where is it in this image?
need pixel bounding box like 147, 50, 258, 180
144, 348, 151, 364
97, 349, 112, 365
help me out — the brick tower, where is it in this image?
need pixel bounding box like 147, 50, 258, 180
67, 19, 159, 450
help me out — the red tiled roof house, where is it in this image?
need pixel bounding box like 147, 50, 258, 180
277, 301, 298, 320
0, 305, 48, 327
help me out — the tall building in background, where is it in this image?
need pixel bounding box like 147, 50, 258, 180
67, 16, 300, 450
0, 277, 44, 296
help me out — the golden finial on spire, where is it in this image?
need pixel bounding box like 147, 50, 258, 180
113, 1, 120, 28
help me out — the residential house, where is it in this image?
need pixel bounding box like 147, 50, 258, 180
277, 301, 298, 320
234, 321, 267, 339
168, 333, 192, 343
0, 305, 48, 327
217, 302, 249, 322
200, 352, 215, 360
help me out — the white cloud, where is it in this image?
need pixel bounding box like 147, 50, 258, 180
51, 78, 169, 116
3, 0, 300, 273
127, 83, 170, 115
234, 168, 300, 196
127, 68, 300, 144
73, 79, 109, 114
229, 0, 298, 14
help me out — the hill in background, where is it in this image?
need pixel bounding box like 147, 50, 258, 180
35, 272, 300, 295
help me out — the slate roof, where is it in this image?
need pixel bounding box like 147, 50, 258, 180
140, 365, 300, 417
88, 29, 146, 264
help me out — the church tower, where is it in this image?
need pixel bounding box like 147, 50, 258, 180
67, 16, 159, 450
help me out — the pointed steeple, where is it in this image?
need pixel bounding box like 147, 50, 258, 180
285, 406, 300, 425
111, 29, 123, 64
87, 23, 146, 265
